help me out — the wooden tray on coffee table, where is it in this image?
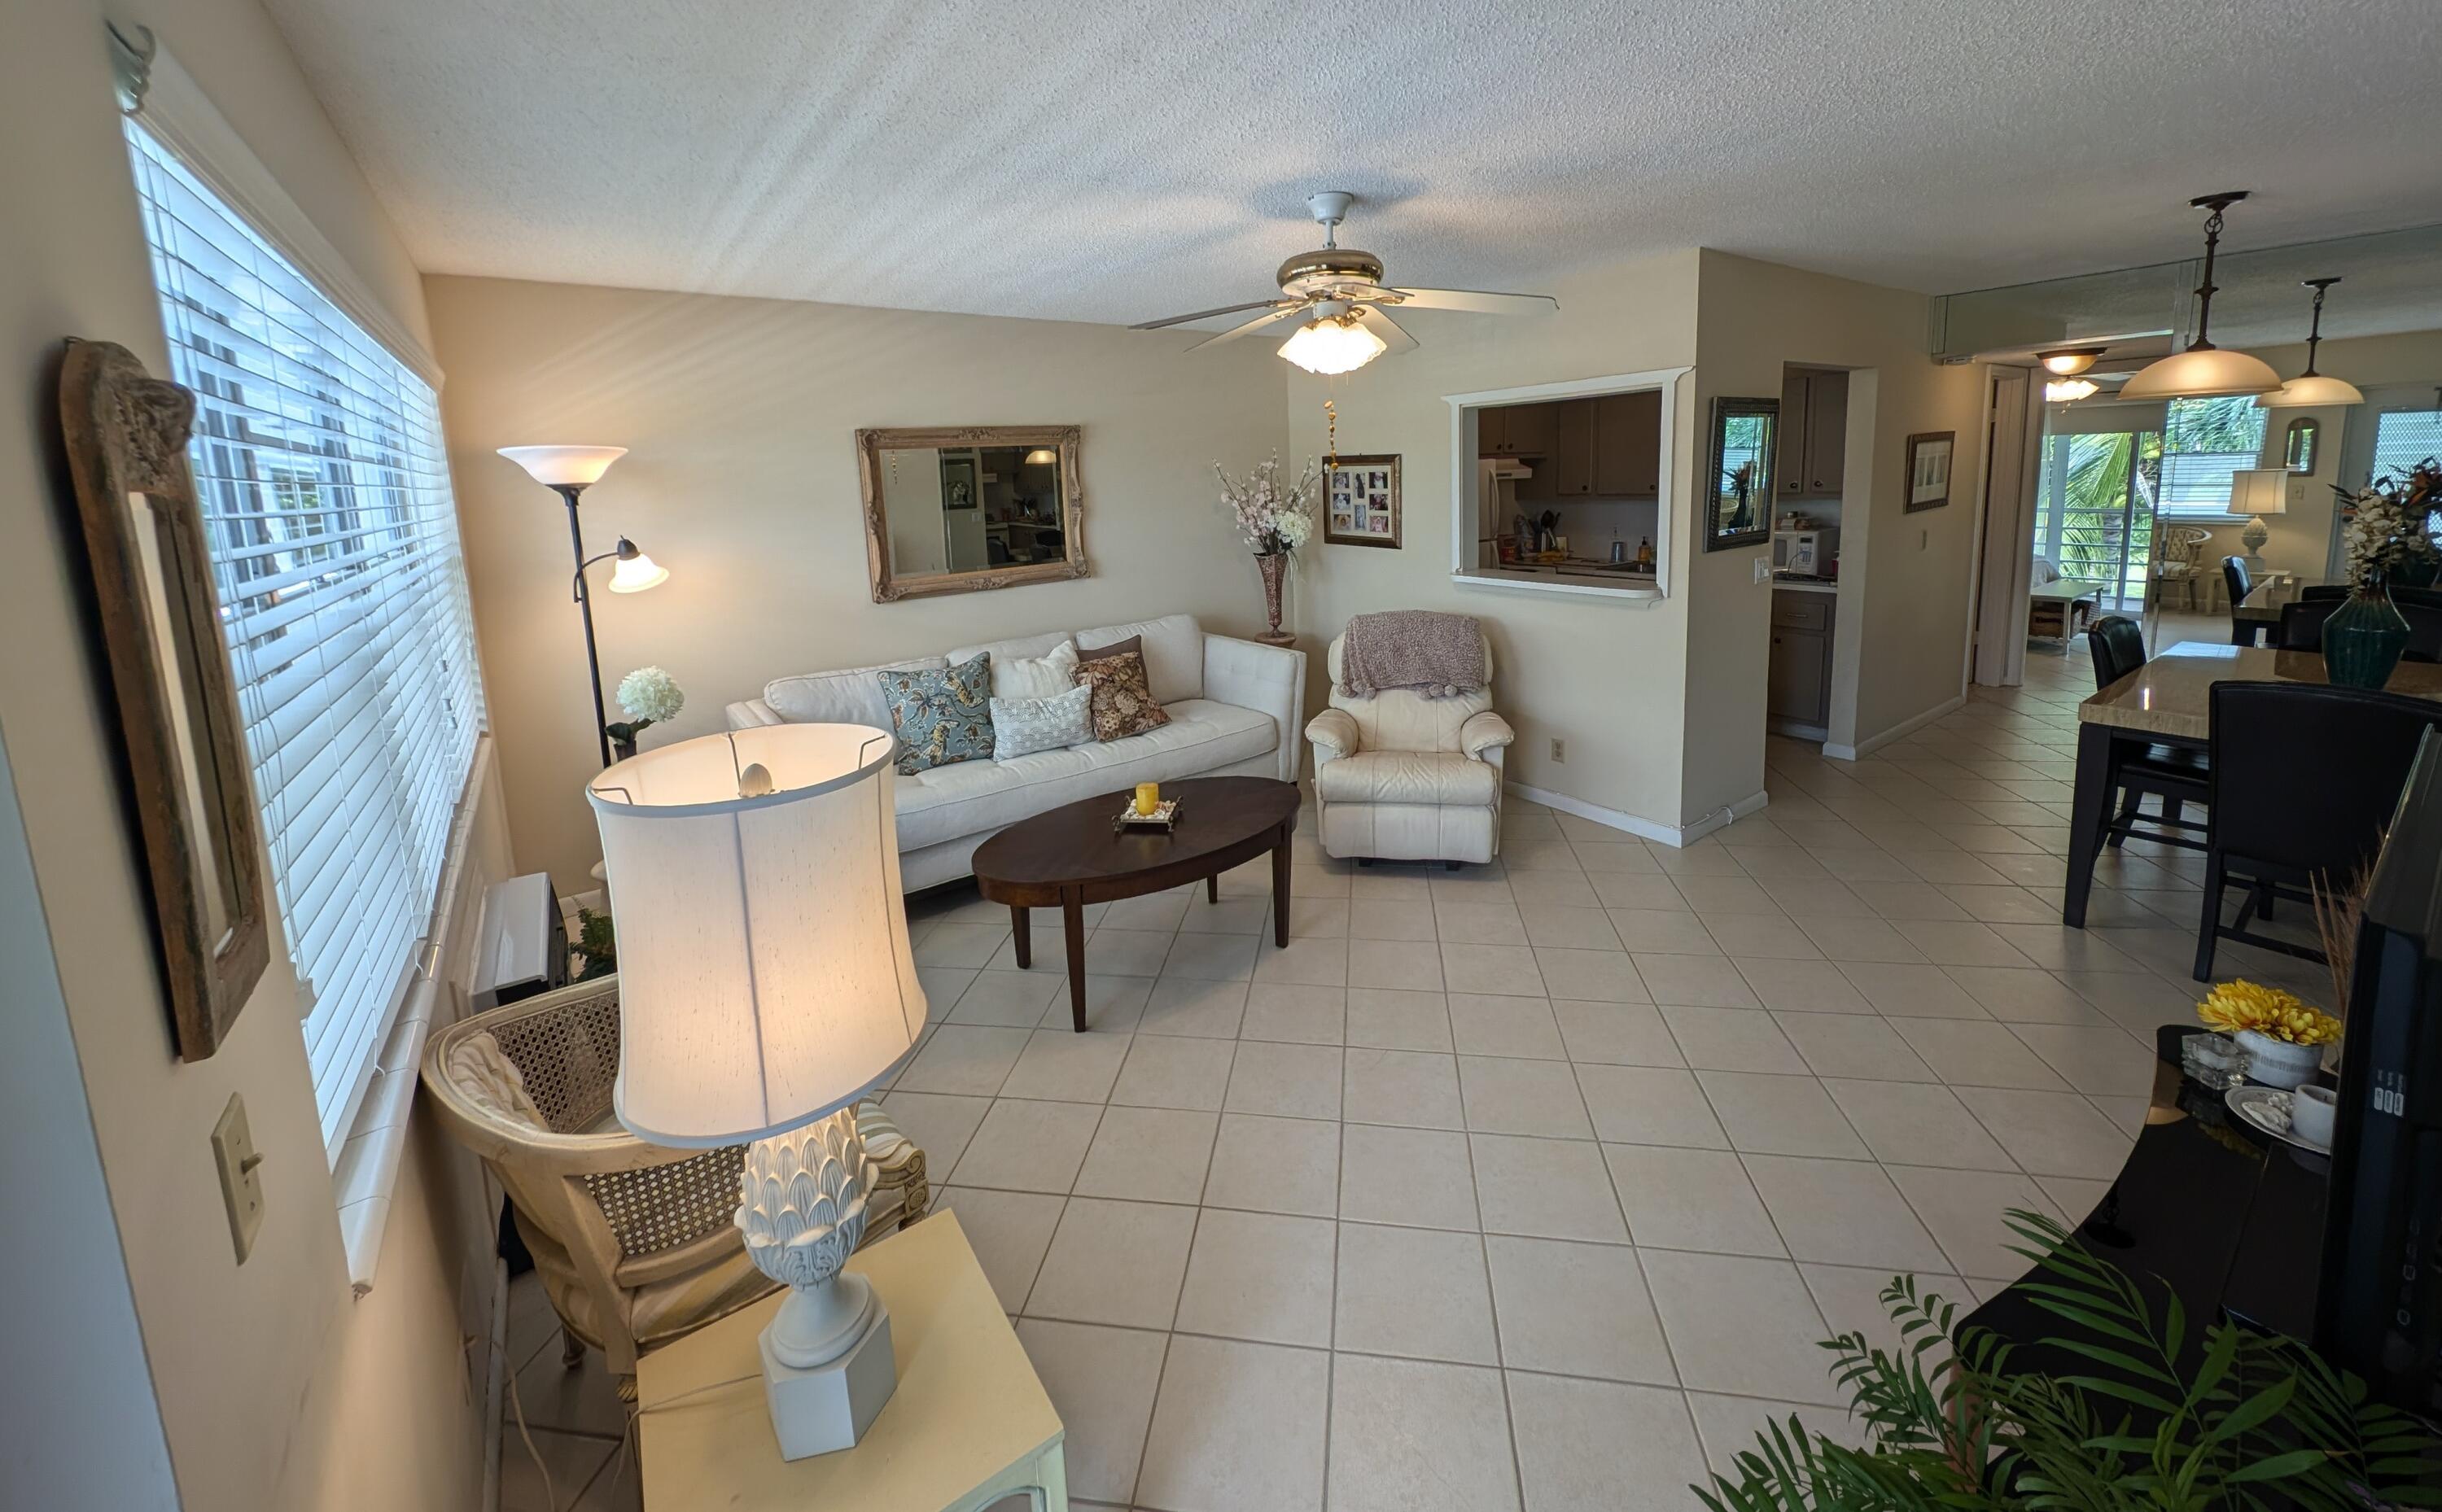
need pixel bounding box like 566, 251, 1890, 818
970, 776, 1301, 1031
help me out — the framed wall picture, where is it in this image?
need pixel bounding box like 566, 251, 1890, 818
1904, 430, 1955, 513
1323, 453, 1402, 548
56, 339, 272, 1060
1703, 397, 1778, 551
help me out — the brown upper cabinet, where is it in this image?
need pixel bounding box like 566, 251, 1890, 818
1593, 391, 1661, 496
1778, 368, 1848, 496
1482, 391, 1663, 498
1479, 402, 1551, 457
1547, 399, 1595, 496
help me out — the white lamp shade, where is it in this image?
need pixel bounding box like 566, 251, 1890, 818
2116, 347, 2281, 401
1022, 448, 1059, 465
2227, 469, 2291, 516
500, 444, 628, 487
589, 724, 927, 1146
1279, 316, 1387, 375
606, 551, 669, 593
2256, 373, 2365, 409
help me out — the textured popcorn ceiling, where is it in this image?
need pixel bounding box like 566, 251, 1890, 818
263, 0, 2441, 324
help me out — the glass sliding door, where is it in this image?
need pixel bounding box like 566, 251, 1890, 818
2034, 428, 2155, 612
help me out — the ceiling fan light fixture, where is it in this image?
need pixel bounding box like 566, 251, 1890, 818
2038, 347, 2107, 377
1278, 312, 1386, 375
2045, 378, 2099, 404
2120, 193, 2280, 401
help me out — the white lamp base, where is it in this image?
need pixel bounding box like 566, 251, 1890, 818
759, 1283, 895, 1459
2239, 517, 2272, 579
737, 1108, 900, 1460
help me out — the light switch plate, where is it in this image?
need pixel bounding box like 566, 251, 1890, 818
212, 1093, 265, 1264
1753, 557, 1771, 583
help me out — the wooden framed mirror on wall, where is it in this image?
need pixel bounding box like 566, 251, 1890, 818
857, 426, 1087, 601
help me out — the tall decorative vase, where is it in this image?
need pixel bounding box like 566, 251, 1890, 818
1254, 552, 1294, 648
2322, 583, 2409, 689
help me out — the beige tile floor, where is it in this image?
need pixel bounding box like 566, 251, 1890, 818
504, 637, 2332, 1512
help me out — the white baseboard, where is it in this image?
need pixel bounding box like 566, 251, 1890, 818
1821, 693, 1967, 762
1506, 782, 1770, 849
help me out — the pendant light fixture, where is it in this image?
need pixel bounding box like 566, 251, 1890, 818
2256, 277, 2365, 409
2119, 193, 2282, 402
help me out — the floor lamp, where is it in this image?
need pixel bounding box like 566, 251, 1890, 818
498, 446, 669, 767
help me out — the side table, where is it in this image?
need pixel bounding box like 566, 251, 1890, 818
637, 1211, 1068, 1510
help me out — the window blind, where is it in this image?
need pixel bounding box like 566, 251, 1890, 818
125, 119, 486, 1156
2155, 395, 2268, 518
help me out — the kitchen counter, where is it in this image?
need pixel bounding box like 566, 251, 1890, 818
1770, 575, 1838, 595
1460, 558, 1662, 600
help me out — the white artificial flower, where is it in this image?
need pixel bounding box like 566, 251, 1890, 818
617, 665, 685, 723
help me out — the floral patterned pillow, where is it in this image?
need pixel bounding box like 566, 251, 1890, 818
1073, 649, 1170, 742
877, 653, 994, 774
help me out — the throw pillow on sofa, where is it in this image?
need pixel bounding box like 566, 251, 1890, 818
1073, 648, 1170, 741
993, 640, 1079, 701
989, 683, 1094, 758
877, 653, 994, 774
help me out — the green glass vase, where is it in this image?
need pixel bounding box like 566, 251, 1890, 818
2323, 583, 2409, 689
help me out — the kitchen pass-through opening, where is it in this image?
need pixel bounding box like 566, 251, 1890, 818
1446, 368, 1688, 601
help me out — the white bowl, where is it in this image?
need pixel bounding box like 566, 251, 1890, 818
2236, 1029, 2323, 1090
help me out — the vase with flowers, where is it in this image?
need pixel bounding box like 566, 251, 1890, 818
1215, 452, 1319, 647
606, 666, 685, 762
2326, 460, 2441, 686
2197, 978, 2340, 1089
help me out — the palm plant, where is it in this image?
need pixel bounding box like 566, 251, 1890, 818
1698, 1211, 2440, 1512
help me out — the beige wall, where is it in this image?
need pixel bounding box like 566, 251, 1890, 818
1281, 251, 1704, 832
0, 4, 493, 1510
425, 274, 1294, 890
1692, 252, 1990, 763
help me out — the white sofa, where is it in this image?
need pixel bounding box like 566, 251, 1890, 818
728, 614, 1306, 889
1304, 629, 1513, 866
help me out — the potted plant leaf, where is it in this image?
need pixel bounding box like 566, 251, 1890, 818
1698, 1211, 2440, 1512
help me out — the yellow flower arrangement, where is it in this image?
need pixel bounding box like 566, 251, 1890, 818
2197, 980, 2341, 1047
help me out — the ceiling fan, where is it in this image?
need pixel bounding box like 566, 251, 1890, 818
1131, 190, 1559, 374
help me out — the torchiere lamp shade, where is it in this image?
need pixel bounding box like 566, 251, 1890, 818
589, 724, 927, 1147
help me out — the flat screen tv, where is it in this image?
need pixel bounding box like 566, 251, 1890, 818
2321, 727, 2442, 1420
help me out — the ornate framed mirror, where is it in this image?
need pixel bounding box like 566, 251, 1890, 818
857, 426, 1087, 601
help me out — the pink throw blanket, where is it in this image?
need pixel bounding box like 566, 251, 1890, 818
1338, 610, 1486, 699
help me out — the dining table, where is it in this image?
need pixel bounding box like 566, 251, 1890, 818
2062, 641, 2442, 926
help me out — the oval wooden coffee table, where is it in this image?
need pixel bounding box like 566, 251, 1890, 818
971, 776, 1301, 1031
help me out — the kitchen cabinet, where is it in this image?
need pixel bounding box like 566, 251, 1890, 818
1777, 368, 1848, 496
1768, 589, 1833, 726
1593, 391, 1661, 495
1479, 401, 1551, 457
1547, 399, 1595, 496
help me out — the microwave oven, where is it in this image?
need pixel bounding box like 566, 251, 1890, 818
1771, 527, 1836, 575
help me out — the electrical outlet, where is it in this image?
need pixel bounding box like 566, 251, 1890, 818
1919, 529, 1929, 551
212, 1093, 265, 1264
1549, 737, 1566, 763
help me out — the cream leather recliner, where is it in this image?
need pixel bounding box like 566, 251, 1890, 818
1305, 630, 1515, 865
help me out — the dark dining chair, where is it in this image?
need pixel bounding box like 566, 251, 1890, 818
2195, 682, 2442, 980
2221, 556, 2251, 618
2301, 583, 2442, 610
2282, 596, 2442, 663
2084, 615, 2208, 853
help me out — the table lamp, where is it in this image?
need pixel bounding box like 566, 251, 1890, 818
2227, 468, 2291, 576
589, 723, 929, 1459
499, 445, 669, 767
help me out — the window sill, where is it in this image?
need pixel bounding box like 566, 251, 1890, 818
330, 736, 493, 1295
2160, 512, 2248, 523
1451, 569, 1666, 603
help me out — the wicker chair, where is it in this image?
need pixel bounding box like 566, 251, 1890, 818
421, 975, 930, 1390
